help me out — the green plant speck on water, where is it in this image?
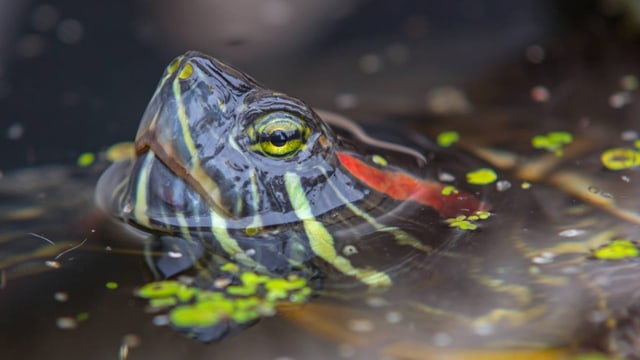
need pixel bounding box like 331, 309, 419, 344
137, 272, 312, 329
531, 131, 573, 156
466, 168, 497, 185
593, 239, 639, 260
600, 148, 640, 170
76, 152, 95, 167
437, 131, 459, 147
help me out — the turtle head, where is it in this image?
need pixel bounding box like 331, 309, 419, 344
97, 52, 363, 233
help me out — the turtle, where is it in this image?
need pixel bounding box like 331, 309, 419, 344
90, 51, 640, 358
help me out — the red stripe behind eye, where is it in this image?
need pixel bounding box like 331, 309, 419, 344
337, 151, 488, 218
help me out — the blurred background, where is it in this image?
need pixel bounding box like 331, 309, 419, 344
3, 0, 638, 171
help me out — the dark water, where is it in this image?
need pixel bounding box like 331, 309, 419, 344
2, 1, 640, 359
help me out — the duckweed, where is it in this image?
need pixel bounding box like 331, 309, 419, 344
441, 185, 459, 196
136, 271, 312, 329
593, 239, 639, 260
437, 131, 460, 147
466, 168, 498, 185
531, 131, 573, 156
447, 211, 491, 231
76, 152, 95, 167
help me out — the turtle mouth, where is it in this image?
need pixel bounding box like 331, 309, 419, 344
135, 110, 235, 220
138, 143, 234, 220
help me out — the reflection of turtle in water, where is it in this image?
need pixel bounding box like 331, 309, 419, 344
90, 51, 640, 358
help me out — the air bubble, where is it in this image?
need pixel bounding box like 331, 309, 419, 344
532, 252, 555, 264
56, 317, 78, 330
438, 172, 455, 182
342, 245, 358, 256
558, 229, 585, 237
496, 180, 512, 192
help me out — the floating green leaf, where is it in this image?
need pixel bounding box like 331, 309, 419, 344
437, 131, 460, 147
137, 271, 312, 330
76, 152, 95, 167
446, 211, 491, 231
593, 239, 639, 260
531, 131, 573, 156
466, 168, 497, 185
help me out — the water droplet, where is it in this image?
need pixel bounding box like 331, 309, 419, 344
342, 245, 358, 256
588, 186, 599, 194
152, 314, 170, 326
167, 251, 183, 258
438, 172, 455, 182
600, 192, 614, 199
532, 252, 555, 264
558, 229, 585, 237
56, 317, 78, 329
621, 175, 631, 183
496, 180, 512, 192
53, 291, 69, 302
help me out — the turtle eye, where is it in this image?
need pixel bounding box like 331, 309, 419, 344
250, 112, 310, 157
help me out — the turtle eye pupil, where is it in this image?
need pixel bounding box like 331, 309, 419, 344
270, 130, 288, 147
251, 113, 308, 157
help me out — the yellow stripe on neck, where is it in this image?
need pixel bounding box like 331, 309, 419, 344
284, 172, 391, 289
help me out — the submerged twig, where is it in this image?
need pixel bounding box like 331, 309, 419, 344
27, 232, 55, 245
54, 238, 88, 260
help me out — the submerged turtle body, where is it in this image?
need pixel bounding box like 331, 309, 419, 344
97, 51, 640, 356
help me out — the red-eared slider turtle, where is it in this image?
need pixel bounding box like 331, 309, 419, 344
94, 51, 640, 358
